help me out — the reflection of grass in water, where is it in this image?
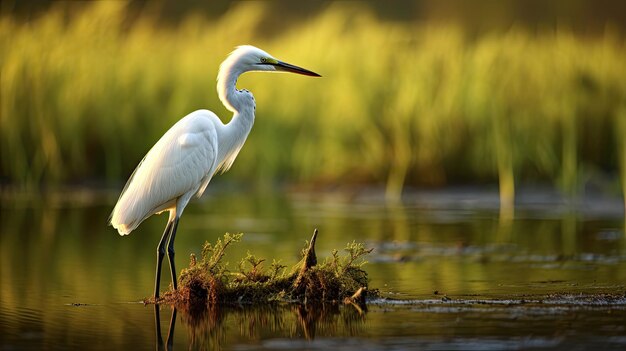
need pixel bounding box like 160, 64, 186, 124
179, 302, 366, 350
2, 2, 626, 206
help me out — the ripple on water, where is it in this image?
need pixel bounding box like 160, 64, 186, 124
255, 336, 564, 351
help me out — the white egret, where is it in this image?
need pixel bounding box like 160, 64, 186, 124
109, 45, 320, 299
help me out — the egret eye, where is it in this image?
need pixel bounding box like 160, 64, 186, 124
260, 57, 268, 63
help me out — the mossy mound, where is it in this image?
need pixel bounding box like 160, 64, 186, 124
148, 230, 376, 308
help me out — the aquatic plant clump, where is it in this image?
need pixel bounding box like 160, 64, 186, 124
152, 230, 375, 308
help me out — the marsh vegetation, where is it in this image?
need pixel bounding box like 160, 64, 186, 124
153, 230, 373, 308
2, 2, 625, 207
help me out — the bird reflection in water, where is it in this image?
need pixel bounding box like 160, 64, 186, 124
154, 305, 177, 351
153, 302, 367, 350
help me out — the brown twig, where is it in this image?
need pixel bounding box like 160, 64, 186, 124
293, 229, 318, 290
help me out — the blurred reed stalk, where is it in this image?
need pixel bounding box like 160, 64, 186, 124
560, 112, 579, 204
618, 106, 626, 214
491, 104, 515, 215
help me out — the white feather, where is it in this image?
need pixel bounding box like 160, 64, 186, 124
110, 110, 220, 235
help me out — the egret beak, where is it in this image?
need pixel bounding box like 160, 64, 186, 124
274, 61, 321, 77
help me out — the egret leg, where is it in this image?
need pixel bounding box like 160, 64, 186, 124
155, 220, 174, 299
166, 218, 180, 291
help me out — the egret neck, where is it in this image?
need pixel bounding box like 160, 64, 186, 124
216, 57, 256, 169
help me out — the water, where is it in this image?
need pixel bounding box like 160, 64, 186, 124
1, 187, 625, 350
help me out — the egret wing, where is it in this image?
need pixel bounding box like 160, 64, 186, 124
110, 112, 219, 235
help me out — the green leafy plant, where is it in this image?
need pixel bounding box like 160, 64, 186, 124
153, 230, 376, 308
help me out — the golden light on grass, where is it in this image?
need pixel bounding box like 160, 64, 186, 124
2, 2, 625, 209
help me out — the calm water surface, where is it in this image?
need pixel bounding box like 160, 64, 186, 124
1, 187, 625, 350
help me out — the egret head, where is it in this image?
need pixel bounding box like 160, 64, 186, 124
220, 45, 321, 78
217, 45, 320, 112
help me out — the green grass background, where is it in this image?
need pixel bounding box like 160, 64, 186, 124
2, 2, 625, 205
